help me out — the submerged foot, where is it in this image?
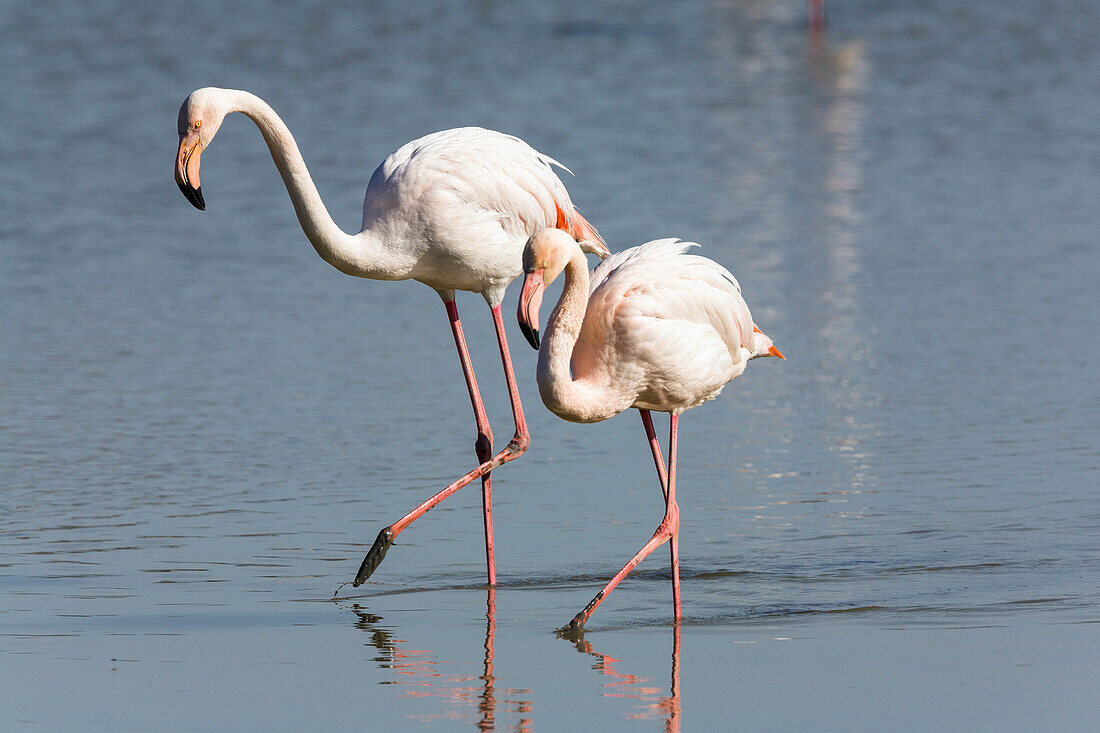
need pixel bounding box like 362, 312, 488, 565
352, 526, 395, 586
565, 590, 605, 630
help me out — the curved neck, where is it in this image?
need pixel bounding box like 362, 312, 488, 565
228, 91, 400, 279
537, 251, 625, 422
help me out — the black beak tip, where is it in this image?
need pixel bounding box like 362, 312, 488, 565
520, 322, 540, 350
178, 181, 206, 211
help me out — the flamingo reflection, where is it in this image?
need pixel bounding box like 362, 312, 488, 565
564, 623, 682, 732
347, 589, 532, 731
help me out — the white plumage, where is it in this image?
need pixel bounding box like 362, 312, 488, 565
516, 229, 783, 626
174, 88, 606, 586
174, 89, 604, 306
580, 239, 759, 413
362, 127, 595, 302
518, 232, 780, 424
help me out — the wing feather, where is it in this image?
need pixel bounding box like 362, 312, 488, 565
364, 127, 602, 247
581, 239, 754, 368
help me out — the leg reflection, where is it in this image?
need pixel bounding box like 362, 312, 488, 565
480, 589, 496, 730
564, 622, 682, 732
346, 590, 532, 731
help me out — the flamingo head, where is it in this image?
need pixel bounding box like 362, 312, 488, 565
749, 325, 785, 360
517, 228, 578, 350
175, 88, 231, 211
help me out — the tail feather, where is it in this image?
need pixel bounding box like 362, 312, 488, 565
571, 208, 606, 248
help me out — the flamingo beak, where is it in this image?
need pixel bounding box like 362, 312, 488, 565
517, 270, 545, 350
174, 133, 205, 210
769, 345, 786, 360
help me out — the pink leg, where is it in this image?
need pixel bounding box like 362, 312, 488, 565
668, 415, 681, 618
488, 304, 529, 451
642, 409, 680, 613
444, 299, 497, 585
639, 410, 669, 499
568, 413, 682, 628
352, 301, 530, 587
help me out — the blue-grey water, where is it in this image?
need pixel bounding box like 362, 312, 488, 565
3, 0, 1099, 730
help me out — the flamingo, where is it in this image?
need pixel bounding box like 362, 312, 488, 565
516, 230, 784, 627
809, 0, 826, 32
173, 88, 607, 587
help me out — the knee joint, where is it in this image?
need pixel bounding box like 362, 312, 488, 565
475, 433, 494, 462
507, 432, 531, 456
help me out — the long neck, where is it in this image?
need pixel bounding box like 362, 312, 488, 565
229, 91, 401, 280
537, 252, 626, 423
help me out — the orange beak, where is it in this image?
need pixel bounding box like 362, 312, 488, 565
174, 131, 205, 210
769, 345, 786, 360
517, 270, 545, 349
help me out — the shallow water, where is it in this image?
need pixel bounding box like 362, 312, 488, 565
2, 0, 1099, 729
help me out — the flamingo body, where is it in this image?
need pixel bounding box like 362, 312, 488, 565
574, 239, 760, 416
361, 127, 597, 302
516, 229, 782, 626
173, 88, 605, 587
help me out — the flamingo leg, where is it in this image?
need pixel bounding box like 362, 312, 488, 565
668, 414, 681, 617
639, 410, 669, 498
352, 301, 530, 587
642, 409, 680, 611
444, 298, 497, 585
568, 414, 682, 628
488, 303, 530, 454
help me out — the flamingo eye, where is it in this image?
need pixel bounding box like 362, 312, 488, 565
194, 120, 202, 129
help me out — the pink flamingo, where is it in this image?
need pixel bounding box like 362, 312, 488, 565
174, 88, 607, 586
809, 0, 826, 32
517, 230, 783, 627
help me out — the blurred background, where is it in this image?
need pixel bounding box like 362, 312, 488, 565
2, 0, 1098, 730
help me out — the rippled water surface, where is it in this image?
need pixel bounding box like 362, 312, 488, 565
3, 0, 1099, 729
